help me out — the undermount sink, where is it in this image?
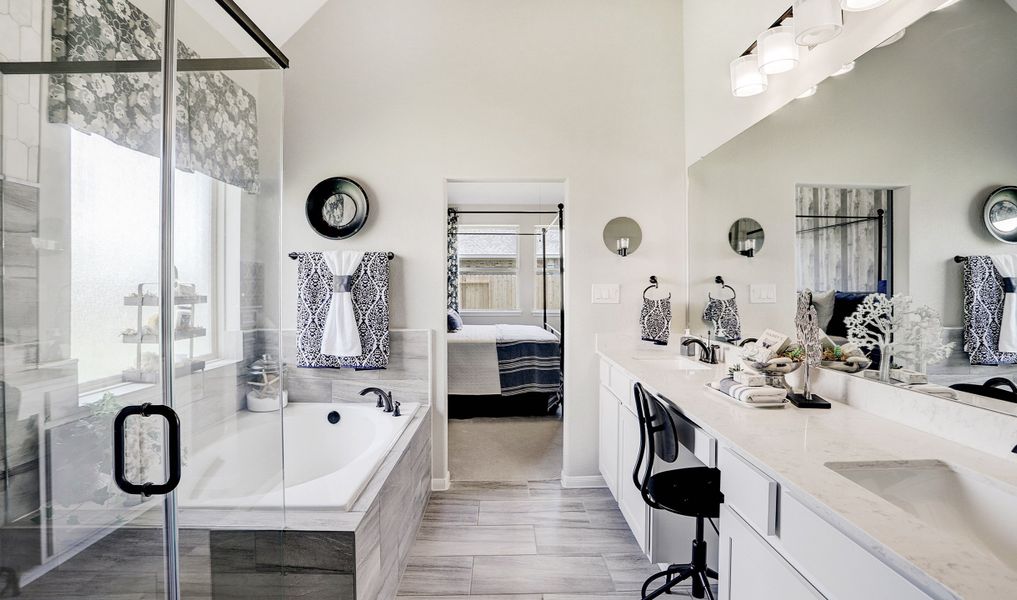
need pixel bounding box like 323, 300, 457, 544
631, 354, 712, 371
826, 460, 1017, 571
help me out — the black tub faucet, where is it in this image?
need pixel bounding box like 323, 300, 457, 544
359, 387, 394, 412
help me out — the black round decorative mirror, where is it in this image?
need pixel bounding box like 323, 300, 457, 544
305, 177, 370, 239
983, 186, 1017, 244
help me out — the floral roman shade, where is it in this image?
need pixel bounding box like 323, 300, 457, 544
49, 0, 260, 193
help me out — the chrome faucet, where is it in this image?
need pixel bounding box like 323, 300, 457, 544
682, 338, 719, 365
359, 387, 399, 415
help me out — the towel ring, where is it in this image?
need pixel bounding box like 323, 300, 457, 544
709, 275, 736, 300
643, 276, 671, 300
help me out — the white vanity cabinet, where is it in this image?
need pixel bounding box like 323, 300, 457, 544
718, 505, 823, 600
597, 358, 717, 564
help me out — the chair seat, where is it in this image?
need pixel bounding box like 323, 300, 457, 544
647, 466, 723, 518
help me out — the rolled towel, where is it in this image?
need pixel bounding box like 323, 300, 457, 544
711, 377, 787, 404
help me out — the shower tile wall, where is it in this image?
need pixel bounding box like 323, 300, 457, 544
282, 330, 430, 405
1, 0, 43, 183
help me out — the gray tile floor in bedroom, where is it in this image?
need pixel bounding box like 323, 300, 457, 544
395, 479, 705, 599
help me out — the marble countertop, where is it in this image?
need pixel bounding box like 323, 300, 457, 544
596, 334, 1017, 600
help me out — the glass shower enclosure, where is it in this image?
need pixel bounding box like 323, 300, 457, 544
1, 0, 287, 597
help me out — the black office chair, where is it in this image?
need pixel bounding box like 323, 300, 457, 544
633, 382, 723, 600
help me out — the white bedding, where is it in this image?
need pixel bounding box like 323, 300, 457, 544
447, 324, 558, 396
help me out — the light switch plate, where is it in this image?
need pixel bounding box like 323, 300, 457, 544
750, 284, 777, 304
592, 283, 620, 304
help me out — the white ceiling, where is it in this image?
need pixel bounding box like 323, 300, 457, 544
446, 181, 566, 207
233, 0, 329, 46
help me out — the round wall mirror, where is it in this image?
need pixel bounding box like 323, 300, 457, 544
983, 186, 1017, 244
305, 177, 370, 239
728, 218, 764, 257
603, 217, 642, 257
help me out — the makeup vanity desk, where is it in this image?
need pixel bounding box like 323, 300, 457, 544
595, 334, 1017, 600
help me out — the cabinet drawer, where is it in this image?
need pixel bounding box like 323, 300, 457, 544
779, 493, 931, 600
607, 362, 635, 412
718, 448, 778, 536
671, 409, 717, 467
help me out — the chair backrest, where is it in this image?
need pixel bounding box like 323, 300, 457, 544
950, 380, 1017, 404
632, 382, 680, 510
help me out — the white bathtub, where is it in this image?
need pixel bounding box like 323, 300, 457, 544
178, 402, 420, 511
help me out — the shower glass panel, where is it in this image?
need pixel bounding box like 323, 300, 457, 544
0, 0, 286, 597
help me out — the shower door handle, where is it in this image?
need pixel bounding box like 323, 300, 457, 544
113, 403, 182, 496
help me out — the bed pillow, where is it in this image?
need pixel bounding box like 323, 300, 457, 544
810, 289, 836, 332
826, 292, 870, 338
447, 309, 463, 332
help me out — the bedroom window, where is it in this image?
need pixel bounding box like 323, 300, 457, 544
458, 225, 519, 311
534, 226, 562, 311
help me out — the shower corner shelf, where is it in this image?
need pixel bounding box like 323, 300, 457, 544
122, 282, 207, 384
123, 294, 208, 306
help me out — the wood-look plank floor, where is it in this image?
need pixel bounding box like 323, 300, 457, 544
397, 480, 708, 599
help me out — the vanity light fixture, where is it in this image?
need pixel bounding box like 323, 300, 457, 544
757, 20, 800, 74
832, 61, 856, 76
796, 85, 818, 99
840, 0, 890, 11
876, 28, 906, 47
793, 0, 844, 46
934, 0, 964, 9
730, 54, 769, 97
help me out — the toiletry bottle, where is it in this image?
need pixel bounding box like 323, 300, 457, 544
680, 329, 696, 357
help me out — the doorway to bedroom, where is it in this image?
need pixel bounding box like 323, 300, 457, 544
445, 180, 566, 482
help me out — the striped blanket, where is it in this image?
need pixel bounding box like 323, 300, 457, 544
495, 326, 561, 396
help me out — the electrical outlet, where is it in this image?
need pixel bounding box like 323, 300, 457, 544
750, 284, 777, 304
592, 283, 620, 304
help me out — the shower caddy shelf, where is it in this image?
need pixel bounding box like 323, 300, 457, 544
122, 282, 208, 384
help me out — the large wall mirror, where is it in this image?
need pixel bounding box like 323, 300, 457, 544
687, 0, 1017, 415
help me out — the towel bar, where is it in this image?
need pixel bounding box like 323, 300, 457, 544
288, 252, 394, 260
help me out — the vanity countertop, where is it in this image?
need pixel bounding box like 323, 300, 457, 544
596, 334, 1017, 600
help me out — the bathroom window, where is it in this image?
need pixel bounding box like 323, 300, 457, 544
70, 130, 219, 386
457, 225, 519, 311
533, 226, 561, 312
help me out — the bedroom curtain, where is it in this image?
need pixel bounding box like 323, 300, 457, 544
48, 0, 261, 194
447, 209, 460, 311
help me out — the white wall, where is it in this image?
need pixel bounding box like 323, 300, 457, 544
687, 0, 1017, 336
683, 0, 944, 165
282, 0, 686, 485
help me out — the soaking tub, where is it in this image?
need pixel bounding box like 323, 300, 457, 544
178, 402, 420, 511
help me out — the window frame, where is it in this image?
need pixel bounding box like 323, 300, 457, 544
457, 224, 521, 314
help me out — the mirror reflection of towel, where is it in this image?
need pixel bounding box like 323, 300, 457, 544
703, 297, 742, 340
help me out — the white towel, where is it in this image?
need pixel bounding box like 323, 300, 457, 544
711, 378, 787, 404
989, 255, 1017, 352
321, 250, 366, 357
906, 384, 958, 400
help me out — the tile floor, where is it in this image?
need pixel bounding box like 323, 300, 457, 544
396, 480, 710, 599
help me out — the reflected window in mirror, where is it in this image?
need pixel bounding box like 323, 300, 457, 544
795, 185, 895, 340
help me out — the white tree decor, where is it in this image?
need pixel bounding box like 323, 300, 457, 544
844, 294, 954, 381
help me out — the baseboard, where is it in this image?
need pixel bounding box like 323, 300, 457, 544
431, 471, 451, 491
560, 473, 607, 488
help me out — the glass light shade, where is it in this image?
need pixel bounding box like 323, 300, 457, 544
876, 29, 906, 47
832, 61, 855, 76
757, 21, 800, 75
840, 0, 890, 11
793, 0, 844, 46
934, 0, 963, 9
796, 85, 818, 99
730, 54, 768, 97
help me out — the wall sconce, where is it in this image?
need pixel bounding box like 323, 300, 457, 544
616, 237, 630, 257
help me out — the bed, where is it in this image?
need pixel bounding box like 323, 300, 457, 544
447, 324, 562, 417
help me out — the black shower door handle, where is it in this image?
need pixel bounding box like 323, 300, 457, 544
113, 403, 182, 497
